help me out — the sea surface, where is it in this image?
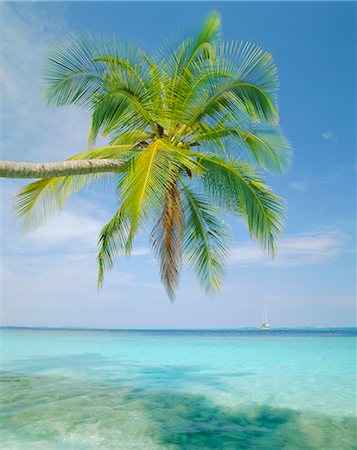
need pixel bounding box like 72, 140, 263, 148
1, 328, 356, 449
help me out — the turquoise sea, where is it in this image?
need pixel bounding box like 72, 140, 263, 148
1, 328, 356, 449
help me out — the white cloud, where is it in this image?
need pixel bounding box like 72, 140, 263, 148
289, 181, 310, 192
0, 3, 91, 162
229, 230, 349, 267
27, 211, 101, 248
321, 130, 338, 141
131, 247, 151, 256
1, 195, 153, 259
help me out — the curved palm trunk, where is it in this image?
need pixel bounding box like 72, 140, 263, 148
0, 159, 123, 179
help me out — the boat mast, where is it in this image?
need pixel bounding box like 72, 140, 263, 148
264, 305, 269, 324
260, 304, 271, 330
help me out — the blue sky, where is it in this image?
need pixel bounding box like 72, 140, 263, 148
1, 1, 355, 328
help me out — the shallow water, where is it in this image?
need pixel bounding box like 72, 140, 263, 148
1, 328, 356, 449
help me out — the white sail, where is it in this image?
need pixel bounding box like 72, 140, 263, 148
260, 304, 271, 330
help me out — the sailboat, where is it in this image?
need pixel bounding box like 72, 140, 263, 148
260, 305, 271, 330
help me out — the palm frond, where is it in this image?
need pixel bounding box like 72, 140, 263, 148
181, 182, 229, 295
172, 38, 280, 141
162, 11, 221, 77
45, 34, 157, 109
195, 122, 292, 175
194, 152, 285, 254
219, 40, 279, 98
180, 80, 278, 139
44, 33, 110, 107
69, 144, 138, 160
119, 140, 177, 247
96, 51, 167, 117
88, 88, 160, 146
151, 182, 184, 301
14, 175, 94, 229
238, 125, 292, 175
14, 144, 133, 229
97, 207, 131, 287
160, 12, 222, 124
110, 129, 150, 146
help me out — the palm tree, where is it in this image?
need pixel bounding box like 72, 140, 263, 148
0, 12, 291, 300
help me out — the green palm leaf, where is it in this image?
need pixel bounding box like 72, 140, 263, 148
196, 122, 292, 175
45, 33, 109, 107
181, 183, 229, 295
14, 144, 132, 229
97, 207, 131, 287
163, 12, 222, 118
15, 175, 92, 229
119, 140, 177, 247
194, 152, 285, 254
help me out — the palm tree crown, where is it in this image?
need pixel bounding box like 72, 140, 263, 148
15, 12, 292, 300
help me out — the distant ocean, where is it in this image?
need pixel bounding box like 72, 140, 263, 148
1, 328, 356, 449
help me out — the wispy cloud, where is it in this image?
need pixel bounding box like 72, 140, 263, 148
229, 230, 349, 267
321, 130, 338, 141
1, 192, 152, 258
0, 3, 90, 162
27, 211, 101, 249
289, 181, 310, 192
131, 247, 151, 256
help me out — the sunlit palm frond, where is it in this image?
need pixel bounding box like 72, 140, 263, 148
14, 175, 93, 229
110, 129, 150, 147
45, 34, 153, 108
183, 10, 221, 70
69, 144, 138, 160
88, 88, 160, 145
15, 145, 133, 229
139, 50, 169, 117
88, 48, 165, 145
119, 140, 178, 247
88, 93, 132, 145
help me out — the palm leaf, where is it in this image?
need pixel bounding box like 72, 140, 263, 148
238, 125, 292, 175
194, 152, 285, 254
160, 12, 222, 124
151, 182, 184, 300
119, 140, 177, 247
97, 207, 131, 287
14, 175, 94, 229
14, 144, 132, 229
180, 80, 278, 139
173, 38, 280, 142
88, 88, 159, 145
195, 122, 292, 175
44, 33, 110, 107
181, 182, 229, 295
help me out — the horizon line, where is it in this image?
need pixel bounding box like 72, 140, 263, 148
1, 325, 356, 331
